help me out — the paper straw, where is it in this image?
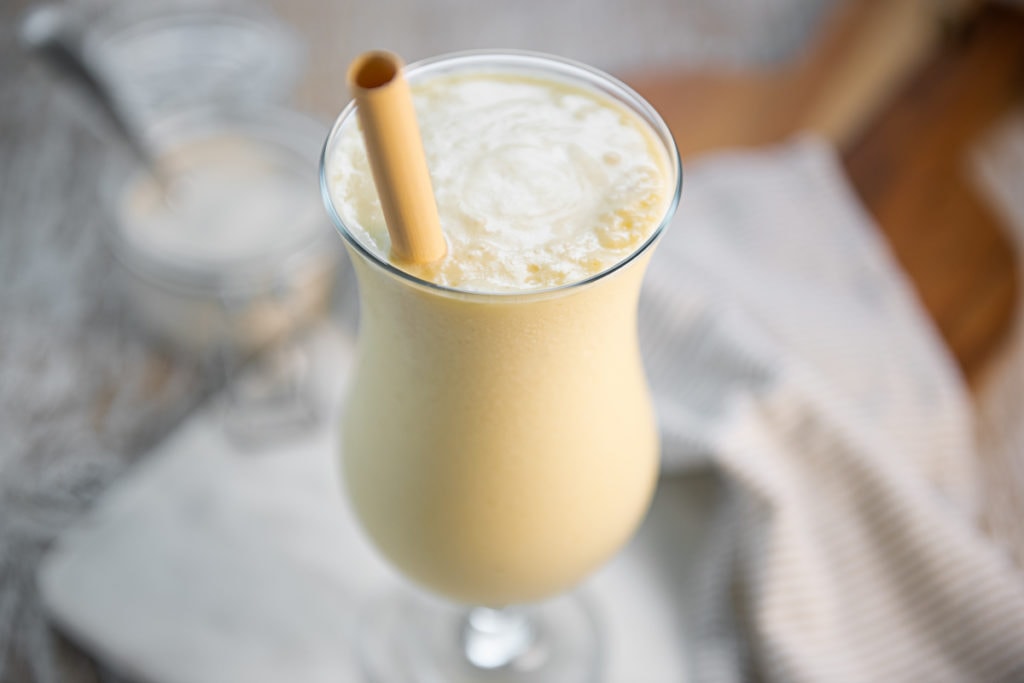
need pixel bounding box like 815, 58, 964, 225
347, 51, 447, 264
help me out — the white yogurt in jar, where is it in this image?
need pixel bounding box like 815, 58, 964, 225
111, 114, 336, 354
120, 135, 324, 268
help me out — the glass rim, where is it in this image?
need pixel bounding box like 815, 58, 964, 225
319, 48, 683, 299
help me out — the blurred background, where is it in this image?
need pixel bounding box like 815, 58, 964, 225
2, 0, 1023, 680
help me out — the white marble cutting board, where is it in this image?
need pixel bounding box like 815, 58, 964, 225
38, 324, 716, 682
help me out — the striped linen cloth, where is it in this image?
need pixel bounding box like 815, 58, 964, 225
639, 138, 1024, 682
972, 109, 1024, 572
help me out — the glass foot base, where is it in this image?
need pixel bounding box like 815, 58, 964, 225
356, 589, 602, 683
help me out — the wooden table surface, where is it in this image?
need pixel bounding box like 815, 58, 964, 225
2, 0, 1022, 680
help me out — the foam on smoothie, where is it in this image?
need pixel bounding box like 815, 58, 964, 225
327, 72, 672, 292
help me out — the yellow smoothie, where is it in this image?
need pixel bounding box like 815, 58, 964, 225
323, 55, 678, 606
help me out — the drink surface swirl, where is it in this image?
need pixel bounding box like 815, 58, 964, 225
326, 71, 671, 292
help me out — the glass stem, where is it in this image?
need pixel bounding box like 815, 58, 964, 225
461, 606, 540, 670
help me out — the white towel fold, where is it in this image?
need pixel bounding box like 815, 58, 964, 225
640, 138, 1024, 682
